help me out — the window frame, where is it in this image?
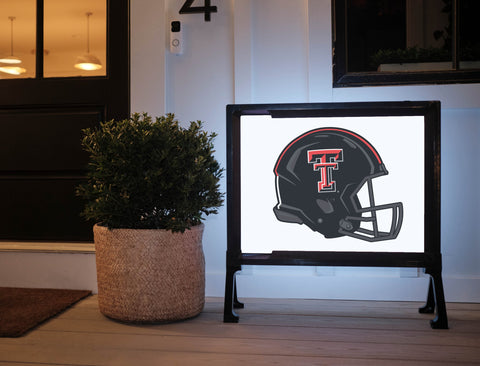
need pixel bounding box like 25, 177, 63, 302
332, 0, 480, 87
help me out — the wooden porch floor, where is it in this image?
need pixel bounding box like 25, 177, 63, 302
0, 296, 479, 365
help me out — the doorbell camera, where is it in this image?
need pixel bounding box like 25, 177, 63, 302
170, 20, 183, 55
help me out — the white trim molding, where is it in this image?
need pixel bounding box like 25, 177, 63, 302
0, 242, 95, 254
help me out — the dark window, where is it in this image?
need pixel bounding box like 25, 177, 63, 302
333, 0, 480, 87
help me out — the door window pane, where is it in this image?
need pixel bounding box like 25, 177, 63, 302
0, 0, 36, 79
44, 0, 106, 77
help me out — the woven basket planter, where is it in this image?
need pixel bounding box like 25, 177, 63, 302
93, 223, 205, 323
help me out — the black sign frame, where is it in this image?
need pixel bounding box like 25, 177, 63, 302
224, 101, 447, 329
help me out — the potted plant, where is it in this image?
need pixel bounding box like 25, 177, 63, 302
76, 112, 224, 323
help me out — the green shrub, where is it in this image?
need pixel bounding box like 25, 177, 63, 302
76, 113, 224, 232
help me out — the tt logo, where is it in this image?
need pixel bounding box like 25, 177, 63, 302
307, 149, 343, 193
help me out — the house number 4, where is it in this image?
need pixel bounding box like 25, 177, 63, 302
179, 0, 217, 22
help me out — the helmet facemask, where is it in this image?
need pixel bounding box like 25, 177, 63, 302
339, 175, 403, 242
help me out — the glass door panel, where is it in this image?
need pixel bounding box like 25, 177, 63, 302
44, 0, 106, 77
0, 0, 36, 79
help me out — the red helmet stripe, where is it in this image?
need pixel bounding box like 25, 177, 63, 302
274, 128, 382, 175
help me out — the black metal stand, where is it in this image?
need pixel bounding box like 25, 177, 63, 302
224, 255, 448, 329
223, 264, 242, 323
224, 100, 446, 329
419, 270, 448, 329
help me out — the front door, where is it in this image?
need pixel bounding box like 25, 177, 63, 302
0, 0, 129, 241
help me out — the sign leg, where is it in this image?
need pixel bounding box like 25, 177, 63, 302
429, 272, 448, 329
419, 277, 435, 314
421, 269, 448, 329
233, 279, 244, 309
224, 266, 240, 322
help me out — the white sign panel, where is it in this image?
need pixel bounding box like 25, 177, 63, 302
240, 115, 425, 253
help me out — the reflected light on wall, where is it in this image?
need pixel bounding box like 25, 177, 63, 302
74, 12, 102, 71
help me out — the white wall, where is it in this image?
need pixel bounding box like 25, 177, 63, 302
137, 0, 479, 302
2, 0, 478, 303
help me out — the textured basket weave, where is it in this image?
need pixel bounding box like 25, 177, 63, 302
93, 223, 205, 323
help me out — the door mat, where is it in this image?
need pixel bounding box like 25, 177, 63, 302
0, 287, 91, 337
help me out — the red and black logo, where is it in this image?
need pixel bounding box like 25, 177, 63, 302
307, 149, 343, 193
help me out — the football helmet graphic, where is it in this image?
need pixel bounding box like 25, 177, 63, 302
273, 127, 403, 242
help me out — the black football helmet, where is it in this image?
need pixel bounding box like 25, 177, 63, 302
273, 127, 403, 242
